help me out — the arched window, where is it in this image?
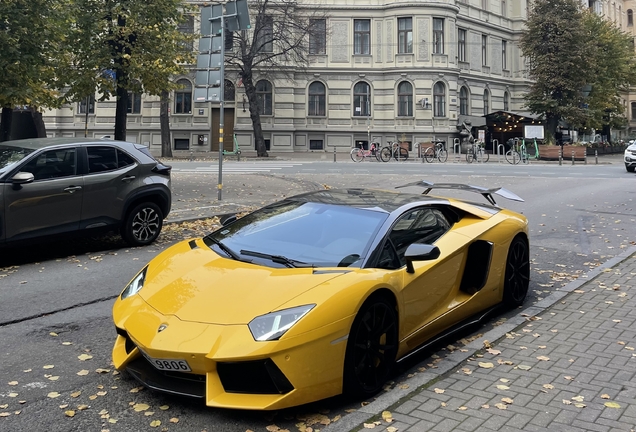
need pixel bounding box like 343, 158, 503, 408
308, 81, 326, 116
224, 79, 235, 101
504, 91, 510, 111
255, 80, 273, 115
459, 86, 469, 116
397, 81, 413, 117
483, 89, 490, 115
433, 82, 446, 117
628, 9, 633, 26
353, 82, 371, 116
175, 79, 192, 114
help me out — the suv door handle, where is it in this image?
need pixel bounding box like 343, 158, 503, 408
63, 186, 82, 194
122, 175, 136, 182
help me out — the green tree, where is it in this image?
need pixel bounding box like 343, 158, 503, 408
0, 0, 68, 141
59, 0, 195, 141
225, 0, 327, 157
519, 0, 593, 143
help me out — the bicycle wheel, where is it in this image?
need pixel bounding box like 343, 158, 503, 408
379, 146, 391, 162
481, 148, 490, 162
505, 150, 521, 164
397, 147, 408, 161
423, 147, 435, 163
466, 149, 474, 163
437, 149, 448, 163
350, 148, 364, 163
476, 147, 489, 163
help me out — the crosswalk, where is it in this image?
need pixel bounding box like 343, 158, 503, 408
171, 162, 308, 174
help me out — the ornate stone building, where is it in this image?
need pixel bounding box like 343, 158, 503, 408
42, 0, 533, 155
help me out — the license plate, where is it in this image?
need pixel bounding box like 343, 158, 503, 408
145, 356, 192, 372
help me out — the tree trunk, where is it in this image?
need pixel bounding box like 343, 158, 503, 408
114, 84, 128, 141
0, 107, 13, 142
160, 90, 172, 158
243, 76, 268, 157
546, 114, 559, 145
29, 106, 47, 138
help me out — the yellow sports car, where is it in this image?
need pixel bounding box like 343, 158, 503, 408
112, 181, 529, 410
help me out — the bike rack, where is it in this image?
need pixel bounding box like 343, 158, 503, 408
453, 138, 461, 162
496, 143, 505, 163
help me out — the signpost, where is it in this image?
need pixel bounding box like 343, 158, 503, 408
197, 1, 250, 200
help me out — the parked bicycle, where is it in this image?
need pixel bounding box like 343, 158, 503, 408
387, 141, 409, 161
505, 138, 537, 165
466, 141, 489, 163
351, 142, 385, 162
423, 141, 448, 163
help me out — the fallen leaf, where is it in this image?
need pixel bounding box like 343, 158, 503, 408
572, 395, 584, 402
478, 362, 494, 369
77, 370, 89, 376
458, 406, 468, 411
47, 392, 61, 398
8, 381, 18, 386
159, 405, 169, 411
149, 419, 161, 427
50, 332, 58, 337
77, 354, 93, 361
537, 356, 550, 361
363, 424, 376, 429
601, 394, 610, 399
434, 388, 445, 394
65, 410, 75, 417
381, 411, 393, 422
486, 348, 501, 355
517, 365, 531, 370
170, 417, 179, 423
43, 365, 55, 369
604, 401, 621, 409
70, 391, 81, 398
133, 403, 150, 412
543, 384, 554, 390
496, 385, 510, 390
494, 403, 507, 410
501, 397, 514, 404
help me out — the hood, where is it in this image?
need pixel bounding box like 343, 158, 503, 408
626, 144, 636, 152
139, 240, 345, 324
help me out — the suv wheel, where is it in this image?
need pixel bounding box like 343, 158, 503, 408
122, 202, 163, 246
626, 164, 635, 173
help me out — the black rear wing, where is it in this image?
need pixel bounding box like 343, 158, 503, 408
396, 181, 523, 206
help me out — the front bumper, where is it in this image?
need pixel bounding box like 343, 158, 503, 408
625, 151, 636, 167
112, 302, 350, 410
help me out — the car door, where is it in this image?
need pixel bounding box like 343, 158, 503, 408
79, 145, 140, 229
378, 207, 469, 348
3, 147, 83, 242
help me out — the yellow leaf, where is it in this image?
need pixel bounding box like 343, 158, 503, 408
501, 397, 514, 404
572, 395, 584, 402
458, 406, 468, 411
0, 413, 10, 417
543, 384, 554, 390
159, 405, 169, 410
108, 418, 118, 423
130, 386, 144, 393
169, 417, 179, 423
70, 391, 81, 398
133, 403, 150, 412
363, 424, 376, 429
496, 385, 510, 390
387, 427, 398, 432
434, 388, 445, 394
494, 403, 507, 410
47, 392, 61, 398
77, 354, 93, 361
517, 365, 531, 370
50, 332, 58, 337
65, 410, 75, 417
149, 420, 161, 428
8, 381, 18, 386
43, 365, 55, 369
77, 370, 89, 376
537, 356, 550, 361
478, 362, 494, 369
77, 405, 89, 410
601, 394, 610, 399
48, 376, 59, 381
62, 342, 72, 346
266, 426, 280, 432
381, 411, 393, 422
604, 401, 621, 409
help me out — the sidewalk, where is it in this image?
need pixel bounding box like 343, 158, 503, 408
324, 246, 636, 432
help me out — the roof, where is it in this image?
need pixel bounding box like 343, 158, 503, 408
0, 137, 120, 150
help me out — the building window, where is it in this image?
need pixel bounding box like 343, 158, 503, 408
397, 81, 413, 117
255, 80, 273, 115
178, 15, 194, 51
354, 19, 371, 55
78, 95, 95, 114
483, 89, 490, 115
257, 16, 273, 53
501, 0, 506, 17
433, 18, 444, 54
433, 82, 446, 118
459, 86, 469, 116
482, 34, 488, 66
175, 79, 192, 114
629, 9, 633, 26
502, 40, 508, 70
458, 29, 466, 62
224, 79, 235, 101
482, 0, 488, 11
308, 81, 326, 116
353, 81, 371, 116
398, 17, 413, 54
174, 138, 189, 150
504, 91, 510, 111
309, 139, 324, 150
632, 102, 636, 120
225, 30, 233, 51
309, 19, 326, 54
127, 92, 141, 114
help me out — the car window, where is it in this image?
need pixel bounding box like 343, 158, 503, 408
383, 207, 451, 269
87, 146, 119, 173
117, 150, 135, 168
20, 148, 77, 181
0, 145, 35, 170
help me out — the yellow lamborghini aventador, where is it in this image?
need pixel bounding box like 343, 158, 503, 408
112, 181, 529, 410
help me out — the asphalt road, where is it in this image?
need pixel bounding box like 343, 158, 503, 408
1, 158, 634, 432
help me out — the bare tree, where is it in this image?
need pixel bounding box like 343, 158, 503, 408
225, 0, 328, 156
160, 90, 173, 158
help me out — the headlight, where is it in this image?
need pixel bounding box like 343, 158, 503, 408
248, 305, 315, 341
120, 266, 148, 299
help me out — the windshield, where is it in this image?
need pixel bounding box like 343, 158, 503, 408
0, 145, 34, 173
204, 201, 388, 268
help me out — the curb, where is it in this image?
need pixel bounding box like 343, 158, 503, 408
322, 245, 636, 432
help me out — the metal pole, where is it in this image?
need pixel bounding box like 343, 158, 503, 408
333, 146, 336, 162
595, 149, 598, 164
571, 150, 575, 165
559, 145, 562, 166
84, 96, 89, 137
217, 16, 225, 201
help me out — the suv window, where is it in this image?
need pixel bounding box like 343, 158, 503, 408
117, 149, 135, 168
20, 148, 77, 180
87, 146, 119, 173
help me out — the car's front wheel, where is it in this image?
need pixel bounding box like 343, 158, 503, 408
502, 236, 530, 307
626, 164, 635, 173
343, 295, 398, 397
121, 202, 164, 246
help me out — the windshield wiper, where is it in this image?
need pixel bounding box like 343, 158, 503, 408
239, 249, 312, 268
205, 237, 249, 262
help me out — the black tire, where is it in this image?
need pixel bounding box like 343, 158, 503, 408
423, 147, 435, 163
505, 150, 521, 164
343, 296, 398, 397
379, 147, 391, 162
350, 148, 363, 162
437, 149, 448, 163
502, 236, 530, 308
121, 202, 164, 246
393, 147, 408, 161
626, 165, 635, 173
478, 148, 490, 163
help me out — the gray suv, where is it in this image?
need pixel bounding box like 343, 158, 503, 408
0, 138, 171, 247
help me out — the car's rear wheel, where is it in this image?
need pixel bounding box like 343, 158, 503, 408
502, 236, 530, 307
122, 202, 163, 246
343, 295, 398, 397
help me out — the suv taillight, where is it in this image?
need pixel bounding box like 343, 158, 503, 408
152, 163, 172, 176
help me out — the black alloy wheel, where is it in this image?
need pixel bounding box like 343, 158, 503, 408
344, 296, 398, 396
502, 236, 530, 307
122, 202, 163, 246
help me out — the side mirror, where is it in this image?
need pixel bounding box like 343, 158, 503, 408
219, 213, 237, 226
404, 243, 440, 274
11, 172, 34, 188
